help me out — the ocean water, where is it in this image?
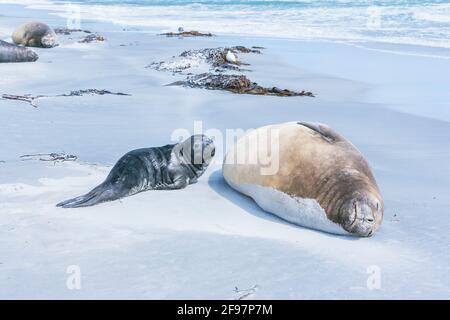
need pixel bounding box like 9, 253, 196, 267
3, 0, 450, 52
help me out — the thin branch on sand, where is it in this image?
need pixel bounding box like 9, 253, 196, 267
234, 285, 260, 300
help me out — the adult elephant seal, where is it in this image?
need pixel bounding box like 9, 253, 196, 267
12, 22, 58, 48
57, 135, 215, 208
0, 40, 38, 63
223, 122, 384, 237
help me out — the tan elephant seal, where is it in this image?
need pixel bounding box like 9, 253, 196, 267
12, 22, 58, 48
223, 121, 384, 237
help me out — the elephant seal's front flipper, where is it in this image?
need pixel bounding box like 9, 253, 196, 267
223, 121, 384, 237
57, 135, 215, 208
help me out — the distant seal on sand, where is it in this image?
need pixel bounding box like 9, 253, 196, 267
0, 39, 38, 63
12, 22, 57, 48
57, 135, 215, 208
223, 122, 384, 237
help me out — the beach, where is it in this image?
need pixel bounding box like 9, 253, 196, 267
1, 1, 450, 299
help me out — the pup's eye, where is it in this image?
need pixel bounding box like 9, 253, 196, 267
180, 149, 184, 156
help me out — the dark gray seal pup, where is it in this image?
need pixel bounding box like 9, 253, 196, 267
12, 22, 58, 48
0, 40, 38, 63
57, 135, 215, 208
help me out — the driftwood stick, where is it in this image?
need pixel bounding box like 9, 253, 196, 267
1, 89, 131, 108
1, 94, 40, 108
